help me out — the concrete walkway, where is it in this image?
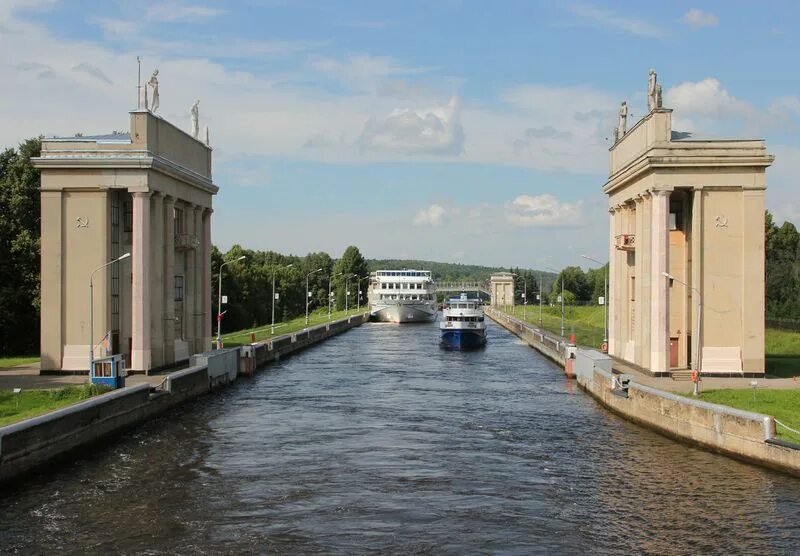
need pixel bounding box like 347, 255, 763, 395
0, 362, 170, 390
611, 358, 800, 393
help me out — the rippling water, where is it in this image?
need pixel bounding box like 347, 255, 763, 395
1, 320, 799, 554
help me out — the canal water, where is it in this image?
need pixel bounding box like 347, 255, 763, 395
1, 320, 799, 554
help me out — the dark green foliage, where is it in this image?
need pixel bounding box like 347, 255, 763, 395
333, 246, 369, 310
765, 211, 800, 319
0, 138, 41, 356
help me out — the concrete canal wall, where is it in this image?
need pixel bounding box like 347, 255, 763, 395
485, 308, 800, 477
0, 312, 370, 484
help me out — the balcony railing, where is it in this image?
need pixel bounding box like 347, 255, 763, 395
615, 234, 635, 251
175, 233, 200, 251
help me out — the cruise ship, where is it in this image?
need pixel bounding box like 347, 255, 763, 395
440, 293, 487, 349
369, 270, 437, 323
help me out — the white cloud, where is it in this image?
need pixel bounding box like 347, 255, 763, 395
309, 54, 432, 93
414, 204, 446, 226
72, 63, 113, 84
504, 194, 584, 227
146, 1, 226, 22
681, 9, 718, 28
569, 4, 665, 38
358, 96, 465, 156
666, 77, 754, 121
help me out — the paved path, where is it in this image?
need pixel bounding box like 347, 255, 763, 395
611, 358, 800, 393
0, 362, 170, 390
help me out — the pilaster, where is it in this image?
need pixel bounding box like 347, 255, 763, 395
163, 196, 176, 365
149, 192, 164, 369
131, 191, 152, 371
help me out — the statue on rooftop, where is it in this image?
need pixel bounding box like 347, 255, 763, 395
618, 101, 628, 136
148, 69, 160, 113
656, 84, 663, 109
191, 100, 199, 138
647, 69, 657, 112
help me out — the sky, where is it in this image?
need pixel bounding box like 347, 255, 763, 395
2, 0, 800, 269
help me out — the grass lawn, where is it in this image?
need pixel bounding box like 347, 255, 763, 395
499, 305, 800, 377
506, 304, 607, 348
692, 389, 800, 445
0, 383, 111, 427
0, 355, 40, 370
220, 307, 370, 347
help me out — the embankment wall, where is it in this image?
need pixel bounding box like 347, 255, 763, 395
486, 308, 800, 477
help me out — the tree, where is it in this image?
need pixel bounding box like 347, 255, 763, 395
765, 211, 800, 318
0, 138, 41, 355
333, 245, 369, 310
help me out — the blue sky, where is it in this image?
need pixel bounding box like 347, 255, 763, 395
3, 1, 800, 267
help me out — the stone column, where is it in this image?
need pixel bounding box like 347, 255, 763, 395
131, 191, 152, 372
202, 208, 213, 351
163, 196, 176, 365
690, 188, 703, 371
192, 205, 204, 354
633, 195, 645, 364
607, 206, 617, 356
149, 192, 164, 370
649, 189, 671, 374
40, 190, 63, 370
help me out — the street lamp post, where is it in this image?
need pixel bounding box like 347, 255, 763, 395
305, 268, 323, 325
272, 263, 293, 334
88, 252, 131, 371
538, 272, 543, 327
357, 275, 369, 311
345, 274, 352, 313
582, 254, 608, 351
544, 266, 565, 338
329, 271, 342, 320
664, 272, 703, 395
217, 255, 246, 349
511, 272, 527, 321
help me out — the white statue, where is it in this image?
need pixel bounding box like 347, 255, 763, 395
148, 69, 160, 113
190, 100, 199, 138
618, 101, 628, 135
647, 69, 657, 112
205, 126, 210, 146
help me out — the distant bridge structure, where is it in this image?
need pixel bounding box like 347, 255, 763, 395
435, 281, 491, 297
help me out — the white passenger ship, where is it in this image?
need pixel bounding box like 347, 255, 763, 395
369, 270, 437, 323
440, 293, 487, 349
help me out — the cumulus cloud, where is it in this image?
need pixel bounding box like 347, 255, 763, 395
358, 96, 465, 156
681, 9, 718, 28
666, 77, 754, 120
414, 204, 446, 226
569, 3, 665, 38
504, 194, 583, 227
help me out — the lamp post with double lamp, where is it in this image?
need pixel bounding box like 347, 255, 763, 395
544, 265, 565, 338
88, 252, 131, 372
216, 255, 246, 349
344, 274, 353, 313
581, 254, 608, 352
663, 271, 703, 395
328, 271, 342, 320
272, 263, 293, 334
305, 268, 323, 325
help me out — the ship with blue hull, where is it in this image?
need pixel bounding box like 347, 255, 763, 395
440, 294, 486, 350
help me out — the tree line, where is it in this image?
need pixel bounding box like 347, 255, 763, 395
212, 244, 369, 334
1, 136, 799, 355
